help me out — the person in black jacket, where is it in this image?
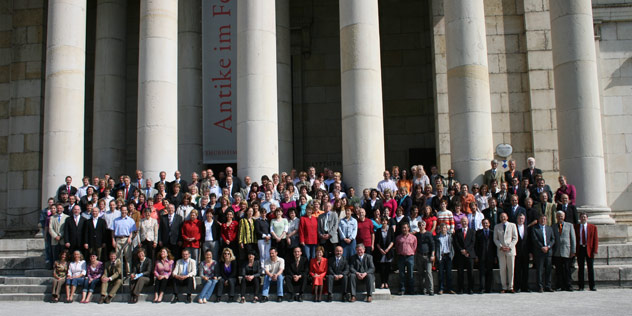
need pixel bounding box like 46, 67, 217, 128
285, 246, 309, 302
240, 251, 261, 303
129, 247, 152, 303
453, 217, 476, 294
84, 206, 108, 261
475, 218, 496, 293
414, 221, 435, 295
326, 246, 350, 302
514, 213, 531, 292
374, 216, 394, 290
158, 204, 183, 260
216, 247, 238, 302
64, 205, 87, 256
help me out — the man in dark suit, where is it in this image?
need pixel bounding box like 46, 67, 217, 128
575, 212, 598, 291
517, 178, 532, 207
223, 176, 241, 198
119, 176, 138, 203
522, 157, 543, 185
483, 197, 503, 228
530, 178, 553, 203
220, 166, 243, 191
84, 206, 108, 261
504, 160, 522, 184
166, 183, 184, 208
170, 170, 189, 194
155, 171, 169, 191
348, 243, 375, 302
504, 194, 526, 224
514, 213, 530, 292
453, 217, 476, 294
64, 205, 87, 256
475, 219, 495, 293
326, 245, 349, 302
531, 214, 555, 292
285, 246, 309, 302
56, 175, 78, 201
557, 194, 579, 225
129, 247, 153, 303
159, 204, 183, 260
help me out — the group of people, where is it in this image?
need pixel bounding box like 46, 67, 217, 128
41, 157, 599, 304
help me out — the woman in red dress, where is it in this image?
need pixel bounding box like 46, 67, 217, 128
309, 246, 328, 302
220, 210, 239, 258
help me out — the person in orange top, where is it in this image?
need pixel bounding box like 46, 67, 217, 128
460, 184, 476, 214
181, 209, 202, 262
397, 169, 413, 195
309, 246, 328, 302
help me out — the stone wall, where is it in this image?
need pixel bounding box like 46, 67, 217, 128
0, 0, 45, 236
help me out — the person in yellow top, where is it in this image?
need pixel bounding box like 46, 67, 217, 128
239, 207, 257, 256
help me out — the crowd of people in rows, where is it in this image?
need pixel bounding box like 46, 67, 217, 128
40, 157, 599, 305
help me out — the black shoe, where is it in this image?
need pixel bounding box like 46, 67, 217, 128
261, 296, 269, 303
104, 296, 112, 304
186, 294, 192, 303
468, 290, 474, 295
171, 295, 179, 304
98, 297, 105, 304
297, 294, 303, 302
545, 288, 554, 292
228, 296, 234, 303
276, 296, 282, 302
326, 294, 332, 302
578, 288, 584, 291
215, 296, 221, 303
590, 288, 597, 291
538, 288, 544, 293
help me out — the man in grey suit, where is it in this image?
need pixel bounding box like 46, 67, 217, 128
483, 159, 504, 188
326, 246, 349, 302
348, 243, 375, 302
318, 204, 339, 257
553, 211, 576, 291
140, 179, 158, 199
531, 214, 555, 292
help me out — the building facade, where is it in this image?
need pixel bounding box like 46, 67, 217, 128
0, 0, 631, 235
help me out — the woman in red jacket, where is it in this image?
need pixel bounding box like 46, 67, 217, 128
181, 209, 202, 262
309, 246, 328, 302
220, 210, 239, 259
299, 206, 318, 261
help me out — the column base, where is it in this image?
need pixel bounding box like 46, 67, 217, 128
578, 205, 615, 225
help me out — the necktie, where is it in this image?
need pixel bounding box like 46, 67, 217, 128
125, 187, 129, 199
559, 223, 563, 234
463, 229, 467, 239
503, 223, 506, 232
183, 261, 188, 275
484, 229, 488, 238
541, 226, 547, 246
67, 185, 70, 193
492, 170, 496, 177
582, 225, 587, 245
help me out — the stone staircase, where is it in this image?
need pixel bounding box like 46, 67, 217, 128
612, 211, 632, 226
0, 237, 630, 302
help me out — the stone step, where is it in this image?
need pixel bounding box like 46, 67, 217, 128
594, 243, 632, 265
25, 269, 51, 277
0, 290, 390, 302
612, 212, 632, 226
0, 256, 47, 271
0, 284, 48, 293
0, 239, 44, 257
0, 276, 52, 285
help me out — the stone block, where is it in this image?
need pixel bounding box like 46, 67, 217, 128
23, 97, 40, 115
527, 50, 553, 70
10, 98, 25, 116
0, 48, 10, 64
506, 53, 526, 72
0, 119, 7, 136
7, 134, 24, 153
600, 22, 617, 42
489, 74, 508, 93
0, 136, 6, 154
529, 89, 555, 109
12, 9, 43, 28
524, 11, 550, 31
0, 14, 11, 31
9, 115, 39, 135
484, 0, 503, 16
8, 152, 39, 171
24, 170, 39, 189
492, 112, 510, 133
12, 0, 45, 10
23, 133, 39, 152
616, 21, 632, 40
6, 171, 23, 190
13, 79, 41, 98
0, 100, 7, 118
508, 92, 528, 112
606, 134, 627, 154
25, 61, 41, 79
509, 112, 525, 132
0, 30, 9, 48
600, 59, 622, 79
593, 266, 621, 282
501, 15, 524, 34
11, 27, 26, 45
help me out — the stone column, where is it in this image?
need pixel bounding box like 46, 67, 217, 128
445, 0, 494, 185
178, 0, 203, 177
137, 0, 178, 181
277, 0, 293, 173
237, 0, 279, 181
550, 0, 614, 224
339, 0, 386, 191
42, 0, 87, 201
92, 0, 127, 178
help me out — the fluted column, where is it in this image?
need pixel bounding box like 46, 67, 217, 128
276, 0, 293, 173
138, 0, 178, 181
237, 0, 279, 181
42, 0, 87, 201
445, 0, 494, 186
550, 0, 614, 224
92, 0, 127, 177
178, 0, 203, 177
339, 0, 386, 191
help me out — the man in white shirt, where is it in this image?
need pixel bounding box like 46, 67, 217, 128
376, 170, 398, 194
262, 248, 285, 302
171, 249, 197, 303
